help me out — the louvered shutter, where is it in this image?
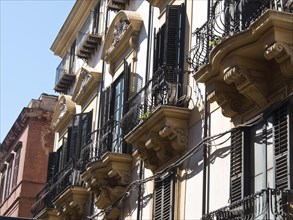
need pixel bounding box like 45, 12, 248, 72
153, 172, 174, 220
123, 60, 130, 115
80, 111, 93, 148
67, 126, 73, 163
273, 104, 290, 190
230, 129, 244, 203
164, 4, 185, 83
47, 152, 56, 183
57, 146, 64, 172
153, 25, 165, 73
70, 114, 81, 162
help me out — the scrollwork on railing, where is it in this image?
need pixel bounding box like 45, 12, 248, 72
187, 0, 293, 72
121, 66, 191, 136
201, 188, 293, 220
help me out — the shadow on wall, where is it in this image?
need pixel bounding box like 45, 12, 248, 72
180, 143, 230, 181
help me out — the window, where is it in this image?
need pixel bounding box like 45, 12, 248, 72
99, 61, 132, 156
0, 168, 6, 203
153, 4, 185, 74
4, 159, 13, 199
92, 2, 100, 35
152, 4, 186, 106
69, 111, 93, 161
230, 100, 292, 203
153, 172, 175, 220
12, 146, 21, 189
69, 40, 76, 73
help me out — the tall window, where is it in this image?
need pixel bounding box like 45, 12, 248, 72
4, 159, 13, 199
0, 168, 6, 203
12, 146, 21, 189
153, 4, 185, 75
70, 111, 93, 161
92, 2, 100, 35
230, 100, 292, 202
100, 61, 131, 156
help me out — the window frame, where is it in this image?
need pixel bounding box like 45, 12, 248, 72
230, 99, 292, 204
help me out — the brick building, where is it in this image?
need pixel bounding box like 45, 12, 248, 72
0, 94, 57, 218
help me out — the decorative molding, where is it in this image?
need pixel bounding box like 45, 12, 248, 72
72, 66, 101, 105
223, 66, 268, 108
192, 10, 293, 124
125, 106, 191, 172
51, 95, 76, 132
53, 187, 89, 220
264, 42, 293, 77
102, 10, 142, 75
208, 90, 239, 119
82, 152, 133, 219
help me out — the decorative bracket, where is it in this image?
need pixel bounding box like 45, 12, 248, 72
224, 66, 268, 108
264, 42, 293, 78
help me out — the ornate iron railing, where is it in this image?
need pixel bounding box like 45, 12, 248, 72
55, 52, 70, 84
78, 119, 124, 167
121, 65, 191, 136
187, 0, 293, 72
31, 165, 83, 217
76, 11, 99, 51
202, 188, 293, 220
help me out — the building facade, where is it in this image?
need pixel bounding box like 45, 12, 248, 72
0, 94, 57, 218
32, 0, 293, 219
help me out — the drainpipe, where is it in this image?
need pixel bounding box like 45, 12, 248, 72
144, 2, 153, 83
202, 0, 211, 216
136, 160, 144, 220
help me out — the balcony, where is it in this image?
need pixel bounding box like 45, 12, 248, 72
31, 161, 88, 219
80, 123, 133, 219
122, 66, 192, 172
188, 0, 293, 124
202, 188, 293, 219
76, 11, 102, 60
188, 0, 293, 72
54, 53, 76, 93
107, 0, 126, 11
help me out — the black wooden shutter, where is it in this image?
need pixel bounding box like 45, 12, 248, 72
67, 126, 73, 163
70, 114, 81, 161
123, 59, 130, 115
273, 104, 290, 190
165, 4, 185, 70
93, 2, 100, 35
47, 152, 56, 183
153, 172, 175, 220
81, 111, 93, 148
230, 129, 244, 203
153, 25, 165, 74
100, 86, 112, 128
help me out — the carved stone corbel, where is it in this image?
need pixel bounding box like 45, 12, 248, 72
159, 126, 188, 152
208, 90, 239, 118
137, 144, 158, 170
82, 152, 133, 218
223, 66, 268, 108
264, 42, 293, 77
145, 135, 171, 162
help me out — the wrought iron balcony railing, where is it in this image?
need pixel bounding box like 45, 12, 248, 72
202, 188, 293, 220
54, 52, 76, 93
187, 0, 293, 72
121, 65, 191, 136
78, 119, 124, 168
76, 11, 102, 60
31, 163, 83, 217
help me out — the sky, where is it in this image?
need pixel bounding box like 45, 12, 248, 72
0, 0, 75, 142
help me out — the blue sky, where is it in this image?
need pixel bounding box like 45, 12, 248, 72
0, 0, 75, 142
